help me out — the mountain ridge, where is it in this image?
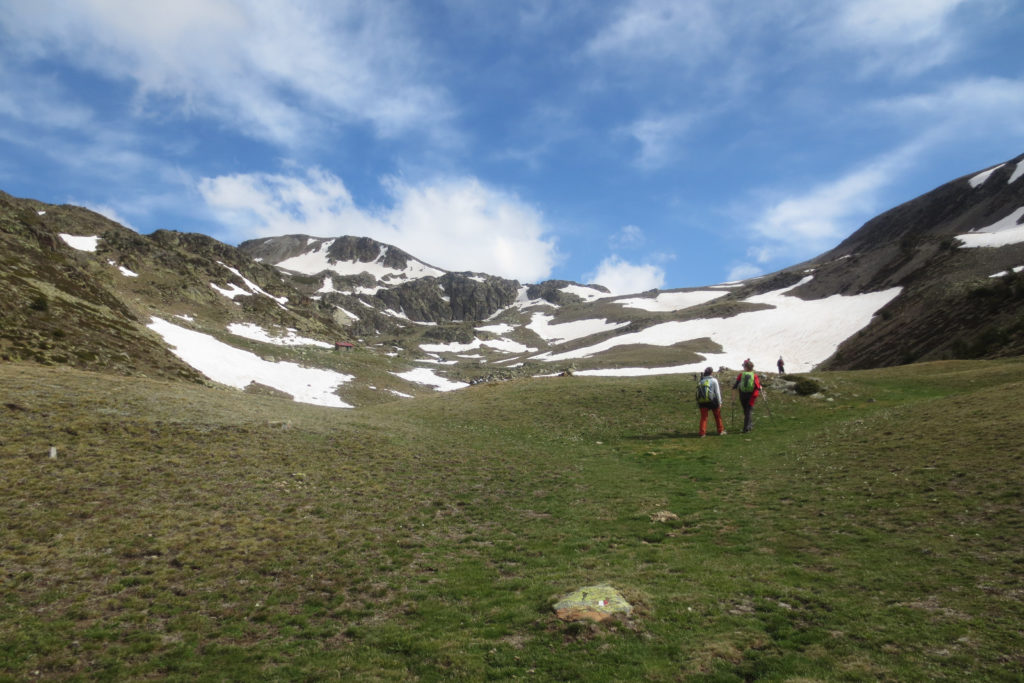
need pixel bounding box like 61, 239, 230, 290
3, 152, 1023, 407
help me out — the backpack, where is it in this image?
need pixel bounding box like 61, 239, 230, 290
696, 377, 715, 405
739, 371, 756, 393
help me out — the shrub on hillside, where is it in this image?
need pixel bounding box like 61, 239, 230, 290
792, 376, 823, 396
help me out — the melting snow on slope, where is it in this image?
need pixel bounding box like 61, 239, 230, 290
615, 290, 727, 312
1010, 160, 1024, 185
955, 208, 1024, 248
560, 284, 609, 302
536, 277, 901, 374
227, 323, 333, 348
969, 164, 1005, 188
990, 265, 1024, 278
60, 234, 100, 252
148, 318, 353, 407
527, 313, 630, 344
391, 367, 468, 392
420, 337, 536, 354
108, 260, 138, 277
277, 241, 445, 280
477, 323, 515, 335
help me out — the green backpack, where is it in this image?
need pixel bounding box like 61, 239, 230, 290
696, 377, 715, 405
739, 371, 756, 393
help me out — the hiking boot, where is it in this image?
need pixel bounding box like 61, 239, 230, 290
718, 431, 727, 436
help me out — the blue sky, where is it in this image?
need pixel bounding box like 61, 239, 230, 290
1, 1, 1022, 293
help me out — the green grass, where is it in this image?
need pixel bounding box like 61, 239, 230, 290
2, 359, 1023, 680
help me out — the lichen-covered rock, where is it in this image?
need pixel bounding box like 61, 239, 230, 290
553, 585, 632, 622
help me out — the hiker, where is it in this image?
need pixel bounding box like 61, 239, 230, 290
695, 366, 725, 437
733, 359, 762, 433
777, 356, 785, 375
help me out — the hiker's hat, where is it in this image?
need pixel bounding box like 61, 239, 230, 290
742, 358, 754, 369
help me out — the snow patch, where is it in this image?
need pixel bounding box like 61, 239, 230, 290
108, 260, 138, 277
615, 290, 726, 312
227, 322, 332, 348
527, 313, 630, 344
532, 278, 901, 373
147, 318, 353, 408
477, 323, 515, 335
561, 284, 608, 302
276, 242, 445, 281
990, 265, 1024, 278
1010, 161, 1024, 185
60, 234, 99, 252
420, 336, 535, 354
391, 367, 467, 392
956, 208, 1024, 248
969, 164, 1005, 188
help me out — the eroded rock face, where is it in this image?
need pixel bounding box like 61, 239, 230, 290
374, 273, 520, 323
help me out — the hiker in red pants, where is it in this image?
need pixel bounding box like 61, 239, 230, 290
732, 359, 762, 433
695, 367, 726, 437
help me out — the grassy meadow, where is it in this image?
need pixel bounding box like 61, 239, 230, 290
2, 359, 1023, 681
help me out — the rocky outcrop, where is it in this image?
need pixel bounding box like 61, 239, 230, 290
374, 272, 519, 322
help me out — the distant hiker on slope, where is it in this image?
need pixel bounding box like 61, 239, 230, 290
733, 359, 762, 434
777, 356, 785, 375
695, 367, 726, 437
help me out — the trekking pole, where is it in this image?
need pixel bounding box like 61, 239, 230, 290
762, 390, 773, 418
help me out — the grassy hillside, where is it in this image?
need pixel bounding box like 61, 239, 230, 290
2, 359, 1022, 680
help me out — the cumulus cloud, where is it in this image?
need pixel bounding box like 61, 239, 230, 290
1, 0, 454, 147
198, 168, 559, 282
586, 255, 665, 295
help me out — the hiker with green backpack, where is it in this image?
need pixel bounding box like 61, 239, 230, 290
732, 358, 763, 434
695, 366, 726, 437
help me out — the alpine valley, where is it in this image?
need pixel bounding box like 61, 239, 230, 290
2, 152, 1023, 408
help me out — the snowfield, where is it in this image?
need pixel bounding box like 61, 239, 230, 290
615, 290, 727, 312
391, 367, 467, 392
420, 337, 536, 355
277, 241, 445, 280
535, 277, 902, 375
148, 318, 354, 408
227, 323, 333, 348
526, 312, 630, 344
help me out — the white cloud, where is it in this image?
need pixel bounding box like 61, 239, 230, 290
621, 113, 696, 169
828, 0, 973, 74
745, 148, 921, 263
199, 167, 560, 283
610, 224, 645, 249
585, 0, 723, 64
1, 0, 454, 146
871, 77, 1024, 135
586, 255, 665, 295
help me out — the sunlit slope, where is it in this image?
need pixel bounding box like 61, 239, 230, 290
2, 358, 1023, 679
